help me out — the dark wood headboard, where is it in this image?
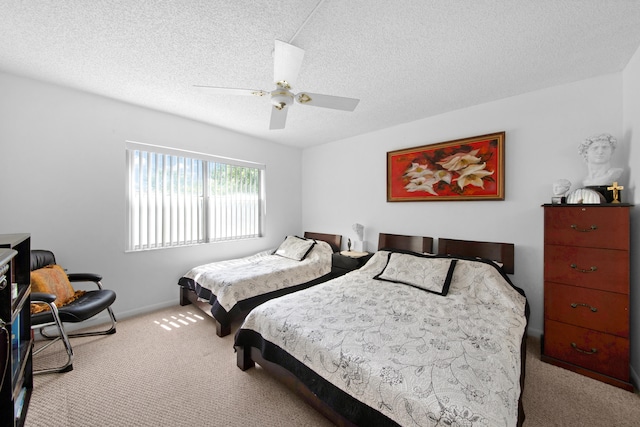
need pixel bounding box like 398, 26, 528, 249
437, 238, 514, 274
377, 233, 434, 254
303, 232, 342, 253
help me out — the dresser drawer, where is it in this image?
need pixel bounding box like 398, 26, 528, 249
544, 320, 629, 381
544, 282, 628, 337
544, 206, 629, 250
544, 245, 628, 293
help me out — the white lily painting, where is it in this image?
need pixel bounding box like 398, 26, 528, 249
387, 133, 505, 201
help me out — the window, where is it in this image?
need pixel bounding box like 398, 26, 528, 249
126, 141, 265, 251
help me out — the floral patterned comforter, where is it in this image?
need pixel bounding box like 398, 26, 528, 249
180, 240, 333, 312
235, 251, 528, 427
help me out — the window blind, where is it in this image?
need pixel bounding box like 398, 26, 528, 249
126, 141, 265, 251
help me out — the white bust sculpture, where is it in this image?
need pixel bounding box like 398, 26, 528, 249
578, 133, 623, 187
552, 179, 571, 197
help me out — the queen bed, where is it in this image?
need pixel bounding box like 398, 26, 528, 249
234, 233, 528, 426
179, 231, 341, 336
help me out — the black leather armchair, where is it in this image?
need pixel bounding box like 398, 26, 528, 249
30, 249, 117, 374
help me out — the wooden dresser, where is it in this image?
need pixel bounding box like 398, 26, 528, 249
542, 204, 632, 391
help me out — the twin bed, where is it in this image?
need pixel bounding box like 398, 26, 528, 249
233, 233, 528, 427
178, 232, 342, 336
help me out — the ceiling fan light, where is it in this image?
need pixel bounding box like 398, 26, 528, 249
271, 90, 293, 110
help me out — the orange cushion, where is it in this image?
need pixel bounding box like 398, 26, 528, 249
30, 265, 85, 314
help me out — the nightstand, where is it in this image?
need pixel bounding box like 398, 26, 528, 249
331, 251, 373, 278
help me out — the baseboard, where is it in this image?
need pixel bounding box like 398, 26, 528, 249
630, 365, 639, 390
526, 327, 542, 339
114, 300, 178, 321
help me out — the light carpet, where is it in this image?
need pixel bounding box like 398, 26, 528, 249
25, 305, 640, 426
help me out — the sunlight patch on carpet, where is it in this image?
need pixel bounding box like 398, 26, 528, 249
153, 311, 205, 331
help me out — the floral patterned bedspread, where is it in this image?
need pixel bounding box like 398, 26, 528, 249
237, 251, 528, 426
181, 240, 332, 312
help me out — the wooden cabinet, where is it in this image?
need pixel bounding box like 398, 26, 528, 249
0, 234, 33, 426
541, 205, 632, 391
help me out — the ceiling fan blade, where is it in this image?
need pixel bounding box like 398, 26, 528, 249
274, 40, 305, 88
295, 92, 360, 111
193, 85, 268, 97
269, 106, 288, 130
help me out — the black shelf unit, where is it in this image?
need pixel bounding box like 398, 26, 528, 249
0, 234, 33, 427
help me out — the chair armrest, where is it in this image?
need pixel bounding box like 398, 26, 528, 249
31, 292, 57, 304
67, 273, 105, 290
67, 273, 103, 282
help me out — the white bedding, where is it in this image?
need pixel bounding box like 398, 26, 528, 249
182, 240, 333, 312
237, 250, 527, 426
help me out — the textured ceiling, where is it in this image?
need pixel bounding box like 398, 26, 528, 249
1, 1, 640, 148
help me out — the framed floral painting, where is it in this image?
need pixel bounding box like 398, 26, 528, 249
387, 132, 505, 202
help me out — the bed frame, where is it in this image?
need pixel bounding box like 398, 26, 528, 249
179, 231, 342, 337
377, 232, 433, 253
438, 237, 514, 274
235, 234, 525, 427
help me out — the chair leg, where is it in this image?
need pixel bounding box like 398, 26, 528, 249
40, 306, 117, 339
33, 303, 74, 374
67, 306, 117, 338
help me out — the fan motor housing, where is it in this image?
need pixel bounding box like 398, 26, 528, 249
271, 89, 293, 110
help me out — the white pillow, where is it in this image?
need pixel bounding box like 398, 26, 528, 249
274, 235, 316, 261
374, 252, 457, 295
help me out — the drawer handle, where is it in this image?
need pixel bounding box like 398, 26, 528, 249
571, 342, 597, 355
570, 224, 598, 232
570, 264, 597, 273
570, 302, 598, 312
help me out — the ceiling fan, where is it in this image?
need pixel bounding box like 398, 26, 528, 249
194, 40, 360, 130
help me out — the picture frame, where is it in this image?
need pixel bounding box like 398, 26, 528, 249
387, 132, 505, 202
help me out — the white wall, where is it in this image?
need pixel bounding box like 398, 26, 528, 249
2, 63, 636, 384
0, 71, 303, 319
302, 73, 625, 344
623, 44, 640, 386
